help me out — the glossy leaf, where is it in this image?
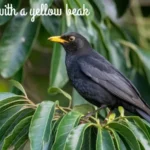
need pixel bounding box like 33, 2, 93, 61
133, 117, 150, 141
48, 87, 71, 101
2, 116, 32, 150
0, 96, 24, 107
127, 121, 150, 149
109, 122, 140, 150
64, 123, 92, 150
73, 104, 95, 115
0, 93, 17, 101
96, 128, 115, 150
72, 89, 87, 106
81, 127, 92, 150
0, 15, 40, 78
13, 133, 28, 150
11, 68, 24, 95
0, 104, 26, 128
0, 99, 28, 112
0, 108, 34, 148
49, 117, 63, 149
109, 128, 127, 150
29, 101, 56, 150
52, 111, 82, 150
10, 80, 27, 97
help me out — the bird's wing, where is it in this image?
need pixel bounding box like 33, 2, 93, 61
78, 55, 146, 110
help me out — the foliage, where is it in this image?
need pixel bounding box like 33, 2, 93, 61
0, 82, 150, 150
0, 0, 150, 149
0, 0, 150, 104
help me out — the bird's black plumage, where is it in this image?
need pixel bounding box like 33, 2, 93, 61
49, 32, 150, 122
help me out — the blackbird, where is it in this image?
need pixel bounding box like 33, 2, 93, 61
49, 32, 150, 122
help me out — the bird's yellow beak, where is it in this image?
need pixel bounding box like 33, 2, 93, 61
48, 36, 68, 43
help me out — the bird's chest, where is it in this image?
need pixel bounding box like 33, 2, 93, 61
66, 56, 84, 86
66, 57, 90, 95
66, 62, 81, 83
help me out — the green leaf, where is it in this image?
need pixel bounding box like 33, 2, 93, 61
127, 121, 150, 149
141, 119, 150, 136
113, 0, 130, 17
0, 99, 28, 112
72, 89, 88, 106
0, 14, 40, 78
0, 107, 34, 148
132, 117, 150, 141
49, 117, 63, 149
2, 116, 32, 150
0, 104, 26, 128
52, 111, 82, 150
64, 123, 92, 150
48, 87, 71, 101
14, 134, 28, 150
0, 95, 24, 107
10, 80, 27, 97
96, 128, 115, 150
50, 18, 68, 88
81, 127, 92, 150
109, 128, 127, 150
0, 0, 21, 25
29, 101, 56, 150
0, 93, 17, 101
11, 68, 24, 95
73, 104, 95, 115
30, 0, 53, 9
109, 122, 140, 150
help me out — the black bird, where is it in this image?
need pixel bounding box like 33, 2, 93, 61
49, 32, 150, 122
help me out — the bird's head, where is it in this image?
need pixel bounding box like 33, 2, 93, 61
48, 32, 92, 54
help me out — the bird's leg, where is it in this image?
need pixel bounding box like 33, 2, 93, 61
83, 105, 107, 119
106, 110, 112, 119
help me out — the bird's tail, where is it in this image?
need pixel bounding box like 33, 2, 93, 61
136, 108, 150, 123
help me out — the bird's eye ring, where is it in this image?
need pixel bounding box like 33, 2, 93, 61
69, 36, 75, 42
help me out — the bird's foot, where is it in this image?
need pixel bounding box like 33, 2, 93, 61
82, 105, 107, 120
82, 111, 95, 120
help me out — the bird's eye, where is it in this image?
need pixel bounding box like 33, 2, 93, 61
69, 36, 75, 42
